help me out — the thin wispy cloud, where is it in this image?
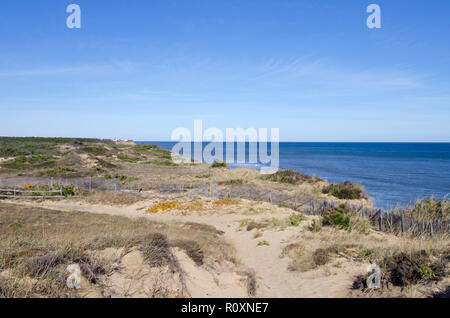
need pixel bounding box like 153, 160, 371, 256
252, 56, 428, 91
0, 65, 107, 77
0, 60, 146, 77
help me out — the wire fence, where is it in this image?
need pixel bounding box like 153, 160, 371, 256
0, 177, 448, 237
155, 182, 450, 237
0, 177, 121, 192
0, 187, 64, 199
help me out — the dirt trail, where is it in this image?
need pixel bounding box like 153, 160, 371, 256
7, 200, 365, 298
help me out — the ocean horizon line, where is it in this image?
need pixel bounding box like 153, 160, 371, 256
138, 141, 450, 144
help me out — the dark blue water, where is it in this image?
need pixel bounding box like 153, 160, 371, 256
140, 142, 450, 209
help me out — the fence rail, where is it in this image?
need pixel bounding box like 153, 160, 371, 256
0, 187, 64, 199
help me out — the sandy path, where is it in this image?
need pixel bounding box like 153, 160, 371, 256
6, 200, 365, 298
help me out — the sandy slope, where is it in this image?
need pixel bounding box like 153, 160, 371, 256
5, 198, 370, 298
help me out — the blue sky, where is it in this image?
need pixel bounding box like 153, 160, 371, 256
0, 0, 449, 141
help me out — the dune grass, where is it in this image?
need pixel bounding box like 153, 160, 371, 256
0, 203, 234, 297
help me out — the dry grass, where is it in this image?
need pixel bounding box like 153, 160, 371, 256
140, 233, 182, 273
239, 270, 257, 296
0, 203, 235, 297
239, 213, 307, 231
77, 190, 145, 206
213, 199, 239, 206
281, 221, 449, 279
399, 197, 450, 221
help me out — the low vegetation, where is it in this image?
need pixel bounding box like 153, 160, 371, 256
257, 240, 270, 247
262, 169, 322, 184
322, 181, 366, 200
400, 197, 450, 221
80, 147, 107, 155
142, 160, 178, 166
1, 154, 57, 171
321, 204, 371, 234
152, 148, 173, 160
39, 167, 75, 177
213, 199, 238, 206
0, 203, 233, 297
241, 213, 307, 231
380, 250, 447, 287
0, 138, 186, 185
117, 154, 141, 163
354, 249, 449, 291
217, 179, 246, 186
133, 144, 157, 152
0, 137, 102, 158
210, 160, 228, 168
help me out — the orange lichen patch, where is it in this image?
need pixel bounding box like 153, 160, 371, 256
146, 200, 204, 214
21, 184, 36, 190
217, 179, 245, 186
213, 199, 238, 206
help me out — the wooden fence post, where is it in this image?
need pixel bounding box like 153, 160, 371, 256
14, 187, 16, 199
60, 187, 63, 197
378, 209, 382, 231
430, 221, 434, 238
400, 213, 404, 234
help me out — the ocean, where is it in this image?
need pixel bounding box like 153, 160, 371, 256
141, 142, 450, 210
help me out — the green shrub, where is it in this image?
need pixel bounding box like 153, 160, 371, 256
133, 144, 157, 152
152, 148, 172, 160
1, 154, 56, 170
287, 213, 307, 226
62, 186, 76, 197
210, 160, 228, 168
406, 198, 449, 221
322, 204, 351, 230
115, 175, 139, 182
263, 169, 321, 184
419, 266, 437, 279
81, 147, 106, 155
322, 182, 366, 200
90, 166, 105, 173
117, 154, 140, 163
142, 160, 178, 166
322, 204, 371, 234
40, 167, 75, 176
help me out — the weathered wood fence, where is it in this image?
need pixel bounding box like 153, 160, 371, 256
157, 182, 450, 237
0, 177, 120, 191
0, 187, 64, 199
